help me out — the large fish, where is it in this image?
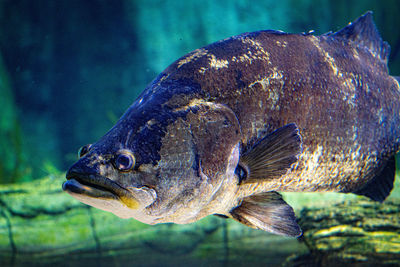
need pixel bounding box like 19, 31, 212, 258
63, 12, 400, 237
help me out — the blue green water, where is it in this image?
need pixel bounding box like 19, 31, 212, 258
1, 0, 400, 266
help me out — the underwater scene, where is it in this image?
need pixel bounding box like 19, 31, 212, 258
1, 0, 400, 266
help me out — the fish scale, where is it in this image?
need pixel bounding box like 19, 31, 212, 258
63, 12, 400, 236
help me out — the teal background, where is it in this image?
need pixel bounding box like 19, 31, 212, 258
0, 0, 399, 183
1, 1, 400, 266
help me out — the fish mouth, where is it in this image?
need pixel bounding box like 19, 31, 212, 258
63, 172, 140, 209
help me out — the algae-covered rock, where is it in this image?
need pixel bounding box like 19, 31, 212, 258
2, 174, 400, 266
287, 200, 400, 266
0, 175, 306, 267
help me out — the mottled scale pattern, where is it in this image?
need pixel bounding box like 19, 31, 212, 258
155, 29, 400, 196
63, 14, 400, 228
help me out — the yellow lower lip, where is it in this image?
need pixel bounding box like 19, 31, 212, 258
119, 195, 140, 209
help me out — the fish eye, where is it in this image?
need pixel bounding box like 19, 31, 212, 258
78, 144, 92, 158
114, 151, 135, 171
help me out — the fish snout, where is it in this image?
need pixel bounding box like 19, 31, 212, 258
63, 158, 104, 196
65, 157, 100, 179
63, 159, 156, 211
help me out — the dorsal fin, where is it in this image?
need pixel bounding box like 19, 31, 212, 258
331, 11, 390, 64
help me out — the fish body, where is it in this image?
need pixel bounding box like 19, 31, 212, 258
63, 12, 400, 236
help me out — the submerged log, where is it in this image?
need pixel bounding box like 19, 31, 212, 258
2, 175, 399, 266
287, 200, 400, 266
0, 176, 304, 267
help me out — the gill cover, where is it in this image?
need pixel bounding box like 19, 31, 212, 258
186, 101, 242, 181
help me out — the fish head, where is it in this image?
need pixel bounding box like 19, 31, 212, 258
63, 85, 242, 224
63, 140, 158, 221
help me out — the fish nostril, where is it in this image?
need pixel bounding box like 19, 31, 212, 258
66, 164, 83, 179
66, 157, 100, 180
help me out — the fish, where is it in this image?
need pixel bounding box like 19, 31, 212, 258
63, 12, 400, 237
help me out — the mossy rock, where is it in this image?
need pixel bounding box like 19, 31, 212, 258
0, 175, 305, 267
2, 174, 399, 266
286, 199, 400, 266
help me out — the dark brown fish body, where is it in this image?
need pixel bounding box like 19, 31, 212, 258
154, 14, 399, 196
63, 12, 400, 236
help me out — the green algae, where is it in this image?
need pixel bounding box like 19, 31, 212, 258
287, 199, 400, 266
1, 174, 400, 266
0, 175, 307, 266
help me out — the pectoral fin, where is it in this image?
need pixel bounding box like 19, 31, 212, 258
237, 123, 302, 183
230, 192, 302, 237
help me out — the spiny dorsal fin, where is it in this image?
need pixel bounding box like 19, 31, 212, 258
331, 11, 390, 64
237, 123, 302, 184
353, 156, 395, 202
230, 192, 302, 237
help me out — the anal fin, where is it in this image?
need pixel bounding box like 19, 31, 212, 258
238, 123, 302, 183
230, 192, 302, 237
353, 156, 395, 202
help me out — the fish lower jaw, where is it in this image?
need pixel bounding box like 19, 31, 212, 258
65, 191, 129, 218
66, 190, 159, 222
63, 179, 163, 223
